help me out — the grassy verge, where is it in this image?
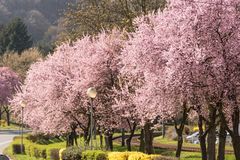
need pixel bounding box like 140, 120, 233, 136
0, 123, 21, 130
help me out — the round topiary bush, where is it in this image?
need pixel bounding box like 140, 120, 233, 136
62, 146, 82, 160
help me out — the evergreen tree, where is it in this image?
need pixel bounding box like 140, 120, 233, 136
0, 18, 33, 55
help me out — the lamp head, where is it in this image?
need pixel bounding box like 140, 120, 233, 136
87, 87, 97, 99
20, 100, 26, 108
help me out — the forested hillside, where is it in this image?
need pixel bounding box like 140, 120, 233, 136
0, 0, 76, 42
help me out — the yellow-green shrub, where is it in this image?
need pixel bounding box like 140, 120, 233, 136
108, 152, 131, 160
82, 150, 107, 160
108, 152, 176, 160
128, 152, 150, 160
15, 141, 46, 159
29, 145, 35, 157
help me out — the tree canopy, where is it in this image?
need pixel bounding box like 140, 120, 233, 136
0, 48, 43, 80
57, 0, 166, 42
10, 0, 240, 159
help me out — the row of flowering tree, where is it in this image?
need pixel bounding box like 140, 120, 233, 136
10, 0, 240, 160
0, 67, 20, 125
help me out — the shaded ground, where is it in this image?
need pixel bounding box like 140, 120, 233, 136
114, 134, 234, 154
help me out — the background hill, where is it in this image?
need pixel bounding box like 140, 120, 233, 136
0, 0, 76, 42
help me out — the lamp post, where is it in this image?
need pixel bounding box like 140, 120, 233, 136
87, 87, 97, 150
20, 100, 26, 154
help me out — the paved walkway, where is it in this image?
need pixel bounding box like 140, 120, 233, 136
0, 130, 21, 154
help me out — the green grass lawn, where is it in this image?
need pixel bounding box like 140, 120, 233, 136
154, 136, 234, 151
0, 123, 21, 130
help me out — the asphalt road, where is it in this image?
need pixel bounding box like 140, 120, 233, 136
0, 130, 21, 154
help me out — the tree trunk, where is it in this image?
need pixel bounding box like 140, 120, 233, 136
0, 108, 2, 120
176, 134, 183, 158
232, 135, 240, 160
217, 122, 226, 160
100, 131, 103, 149
162, 122, 166, 138
104, 134, 109, 150
66, 132, 74, 147
207, 125, 216, 160
109, 133, 113, 151
207, 107, 217, 160
199, 135, 207, 160
6, 111, 10, 126
126, 123, 136, 151
84, 130, 89, 146
198, 115, 207, 160
219, 103, 240, 160
175, 105, 188, 158
144, 123, 154, 154
139, 129, 145, 152
73, 131, 78, 146
105, 130, 113, 151
121, 128, 125, 147
231, 108, 240, 160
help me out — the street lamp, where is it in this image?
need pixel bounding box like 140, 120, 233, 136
87, 87, 97, 150
20, 100, 26, 154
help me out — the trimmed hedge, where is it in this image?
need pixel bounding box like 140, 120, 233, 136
12, 139, 59, 159
50, 149, 60, 160
10, 135, 68, 160
12, 144, 25, 154
82, 150, 107, 160
23, 143, 45, 158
